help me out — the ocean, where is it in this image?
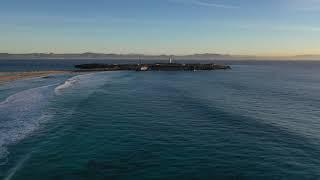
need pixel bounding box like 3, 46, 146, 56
0, 60, 320, 179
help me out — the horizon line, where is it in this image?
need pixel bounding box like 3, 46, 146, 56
1, 52, 320, 58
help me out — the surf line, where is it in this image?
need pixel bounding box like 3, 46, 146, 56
3, 151, 33, 180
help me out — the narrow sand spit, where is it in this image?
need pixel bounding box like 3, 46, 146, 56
0, 71, 72, 84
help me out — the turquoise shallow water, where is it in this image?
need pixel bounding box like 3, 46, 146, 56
1, 61, 320, 179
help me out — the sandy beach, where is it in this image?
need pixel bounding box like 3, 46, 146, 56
0, 70, 72, 84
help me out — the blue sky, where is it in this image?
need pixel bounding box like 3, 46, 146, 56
0, 0, 320, 55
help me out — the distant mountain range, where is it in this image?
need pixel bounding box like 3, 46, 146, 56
0, 53, 319, 60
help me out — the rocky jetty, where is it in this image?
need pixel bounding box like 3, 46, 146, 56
75, 63, 231, 72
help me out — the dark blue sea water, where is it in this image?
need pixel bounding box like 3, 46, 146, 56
1, 60, 320, 179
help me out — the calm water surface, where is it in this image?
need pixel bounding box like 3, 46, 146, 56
0, 60, 320, 179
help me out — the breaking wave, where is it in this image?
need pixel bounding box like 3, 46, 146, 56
54, 73, 97, 95
0, 84, 55, 163
54, 78, 78, 95
0, 72, 113, 164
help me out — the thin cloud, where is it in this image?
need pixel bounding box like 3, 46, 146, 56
288, 0, 320, 11
171, 0, 239, 9
0, 14, 150, 25
239, 24, 320, 32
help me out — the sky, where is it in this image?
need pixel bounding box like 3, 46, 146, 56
0, 0, 320, 56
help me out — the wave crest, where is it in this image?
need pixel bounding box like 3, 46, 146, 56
54, 73, 95, 95
0, 85, 54, 163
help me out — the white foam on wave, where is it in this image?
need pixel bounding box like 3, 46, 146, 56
54, 78, 78, 95
54, 73, 96, 95
0, 84, 56, 163
0, 72, 115, 164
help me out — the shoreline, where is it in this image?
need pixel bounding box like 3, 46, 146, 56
0, 62, 231, 84
0, 70, 73, 84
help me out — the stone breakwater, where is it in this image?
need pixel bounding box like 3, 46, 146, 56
75, 63, 231, 71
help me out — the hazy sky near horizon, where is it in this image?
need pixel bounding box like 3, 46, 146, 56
0, 0, 320, 55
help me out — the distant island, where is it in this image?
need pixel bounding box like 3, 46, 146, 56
1, 52, 320, 60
